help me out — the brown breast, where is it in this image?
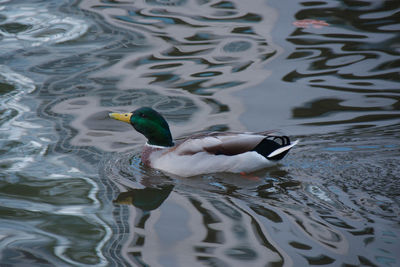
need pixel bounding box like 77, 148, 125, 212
141, 145, 164, 166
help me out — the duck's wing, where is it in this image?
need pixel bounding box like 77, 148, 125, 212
172, 132, 274, 156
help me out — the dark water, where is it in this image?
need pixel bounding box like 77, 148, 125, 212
1, 0, 399, 266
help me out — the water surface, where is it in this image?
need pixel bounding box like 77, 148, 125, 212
0, 0, 399, 266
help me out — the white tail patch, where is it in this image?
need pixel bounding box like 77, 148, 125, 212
267, 139, 299, 159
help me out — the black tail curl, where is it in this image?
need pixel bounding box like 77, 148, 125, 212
252, 136, 292, 161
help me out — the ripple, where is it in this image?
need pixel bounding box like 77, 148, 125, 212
340, 96, 397, 108
225, 246, 258, 260
146, 0, 188, 6
223, 40, 252, 53
324, 54, 366, 67
0, 66, 110, 266
0, 65, 35, 138
0, 65, 35, 93
0, 4, 88, 49
306, 184, 334, 203
81, 0, 279, 103
284, 0, 400, 131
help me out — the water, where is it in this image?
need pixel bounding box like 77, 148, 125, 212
1, 0, 399, 266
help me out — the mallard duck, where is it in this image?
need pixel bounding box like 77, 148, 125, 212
109, 107, 298, 177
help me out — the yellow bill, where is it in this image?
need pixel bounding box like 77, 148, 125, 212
109, 112, 132, 124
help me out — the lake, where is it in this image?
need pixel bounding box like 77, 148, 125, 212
0, 0, 399, 266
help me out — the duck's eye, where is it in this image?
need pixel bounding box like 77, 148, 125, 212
140, 113, 146, 118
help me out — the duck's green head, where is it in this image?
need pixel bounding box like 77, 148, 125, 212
109, 107, 174, 147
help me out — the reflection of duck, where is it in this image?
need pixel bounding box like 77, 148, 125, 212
113, 185, 173, 211
109, 107, 298, 177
